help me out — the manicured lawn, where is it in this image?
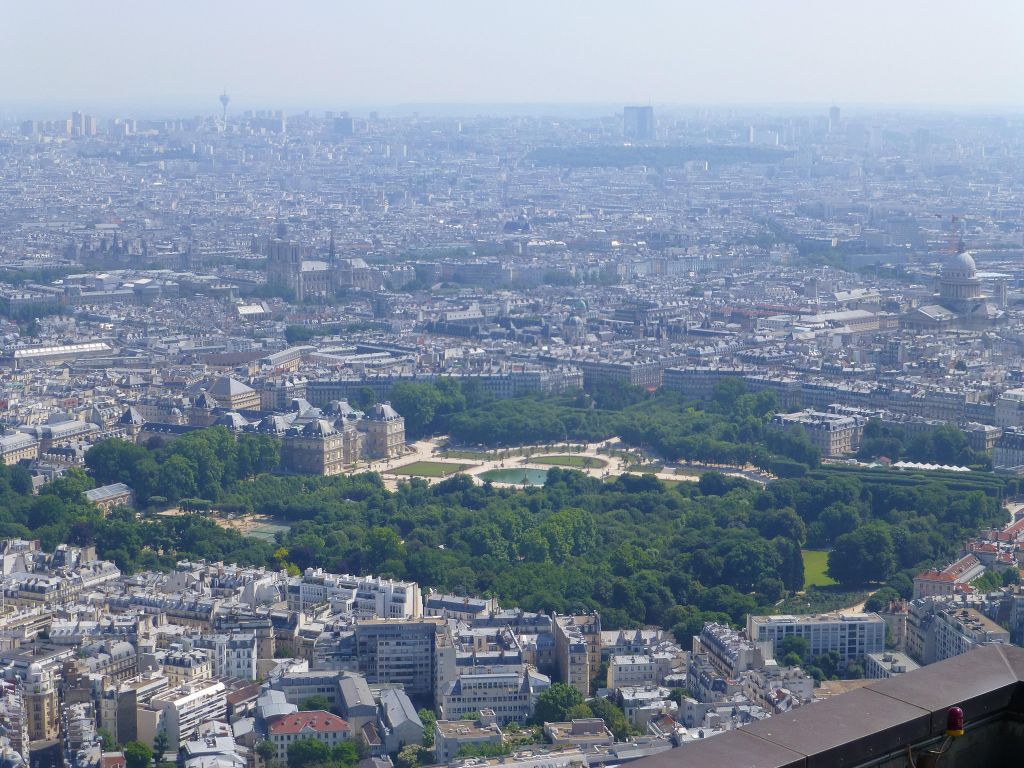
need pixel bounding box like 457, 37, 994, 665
802, 549, 838, 588
388, 461, 472, 477
531, 455, 607, 469
441, 449, 492, 460
625, 463, 664, 473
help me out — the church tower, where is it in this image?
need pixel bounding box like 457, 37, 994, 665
265, 237, 305, 300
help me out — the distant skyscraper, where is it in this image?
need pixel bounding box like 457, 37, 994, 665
219, 91, 230, 122
828, 105, 841, 132
332, 116, 354, 137
623, 106, 655, 141
71, 111, 84, 137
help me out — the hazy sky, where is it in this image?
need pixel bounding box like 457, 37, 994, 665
2, 0, 1022, 115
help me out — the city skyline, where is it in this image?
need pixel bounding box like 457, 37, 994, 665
2, 6, 1024, 765
1, 0, 1022, 115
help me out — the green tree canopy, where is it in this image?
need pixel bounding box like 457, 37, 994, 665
256, 741, 277, 763
124, 741, 153, 768
287, 738, 332, 768
533, 683, 585, 724
827, 523, 897, 587
298, 694, 332, 712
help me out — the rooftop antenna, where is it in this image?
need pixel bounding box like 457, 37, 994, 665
219, 90, 230, 122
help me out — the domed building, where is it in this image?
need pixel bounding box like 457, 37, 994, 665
938, 250, 983, 309
904, 247, 1001, 329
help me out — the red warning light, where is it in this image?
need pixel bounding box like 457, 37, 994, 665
946, 706, 964, 737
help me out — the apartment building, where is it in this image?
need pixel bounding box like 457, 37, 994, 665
0, 433, 39, 465
906, 599, 1010, 665
686, 653, 741, 705
553, 614, 601, 696
616, 685, 674, 727
606, 655, 657, 690
740, 666, 814, 711
746, 613, 885, 669
577, 359, 666, 389
159, 649, 212, 686
286, 569, 421, 619
440, 669, 539, 724
599, 629, 665, 661
22, 662, 59, 741
137, 680, 227, 751
693, 622, 771, 677
191, 633, 258, 680
434, 712, 503, 763
423, 592, 498, 621
995, 388, 1024, 429
353, 618, 454, 701
912, 554, 985, 599
266, 711, 351, 761
99, 673, 170, 745
994, 427, 1024, 472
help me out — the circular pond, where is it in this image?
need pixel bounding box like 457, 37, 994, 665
479, 467, 550, 486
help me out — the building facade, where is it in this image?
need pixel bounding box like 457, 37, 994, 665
553, 614, 601, 696
769, 410, 865, 457
360, 403, 405, 460
353, 619, 453, 701
746, 613, 885, 669
906, 599, 1009, 665
266, 711, 351, 761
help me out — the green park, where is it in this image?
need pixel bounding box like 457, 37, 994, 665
18, 375, 1006, 639
387, 461, 473, 478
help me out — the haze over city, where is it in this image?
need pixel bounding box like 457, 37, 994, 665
2, 0, 1022, 114
1, 4, 1024, 768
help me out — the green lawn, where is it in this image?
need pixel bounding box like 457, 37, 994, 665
441, 449, 493, 460
531, 455, 607, 469
624, 463, 664, 474
802, 549, 837, 588
388, 461, 472, 477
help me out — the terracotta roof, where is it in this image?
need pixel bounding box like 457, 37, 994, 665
268, 711, 350, 735
970, 542, 998, 553
943, 554, 981, 577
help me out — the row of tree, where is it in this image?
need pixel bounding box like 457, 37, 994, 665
85, 428, 279, 505
856, 419, 991, 469
387, 377, 821, 476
